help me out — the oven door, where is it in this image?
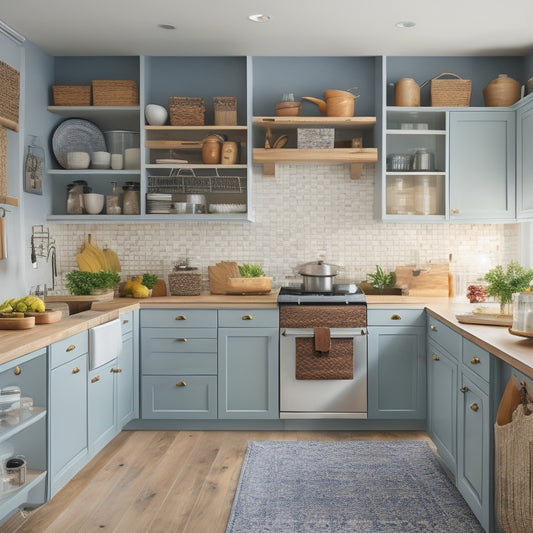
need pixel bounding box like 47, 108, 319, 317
280, 328, 367, 419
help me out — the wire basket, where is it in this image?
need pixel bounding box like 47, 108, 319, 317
169, 97, 205, 126
430, 73, 471, 107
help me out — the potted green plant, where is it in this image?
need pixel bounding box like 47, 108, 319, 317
227, 264, 272, 294
360, 265, 400, 295
65, 270, 121, 296
141, 273, 158, 293
484, 261, 533, 314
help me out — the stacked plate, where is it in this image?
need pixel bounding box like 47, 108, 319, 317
146, 193, 172, 214
208, 203, 247, 214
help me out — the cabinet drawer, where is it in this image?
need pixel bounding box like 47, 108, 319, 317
218, 309, 279, 328
50, 331, 89, 369
426, 317, 461, 359
120, 311, 134, 334
462, 339, 491, 382
141, 375, 217, 419
141, 309, 217, 328
368, 308, 425, 327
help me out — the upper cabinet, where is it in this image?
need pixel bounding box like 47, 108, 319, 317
516, 96, 533, 218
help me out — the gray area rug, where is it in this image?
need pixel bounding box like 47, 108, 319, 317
225, 441, 484, 533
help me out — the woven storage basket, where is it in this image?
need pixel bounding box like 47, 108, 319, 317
295, 338, 354, 380
53, 85, 91, 106
431, 72, 471, 107
0, 60, 20, 127
168, 270, 202, 296
169, 97, 205, 126
92, 80, 139, 106
279, 305, 367, 328
213, 96, 237, 125
0, 127, 7, 198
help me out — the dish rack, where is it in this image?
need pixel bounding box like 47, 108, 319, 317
147, 168, 247, 195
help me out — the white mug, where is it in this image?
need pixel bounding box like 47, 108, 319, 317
111, 154, 123, 170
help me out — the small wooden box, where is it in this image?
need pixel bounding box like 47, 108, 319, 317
297, 128, 334, 149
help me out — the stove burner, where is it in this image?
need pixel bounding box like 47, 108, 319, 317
278, 283, 366, 305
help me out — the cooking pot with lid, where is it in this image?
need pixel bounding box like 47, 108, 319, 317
297, 260, 339, 292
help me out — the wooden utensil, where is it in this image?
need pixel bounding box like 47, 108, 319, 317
25, 310, 62, 324
0, 316, 35, 329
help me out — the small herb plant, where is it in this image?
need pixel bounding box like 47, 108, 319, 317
238, 264, 266, 278
66, 270, 121, 296
484, 261, 533, 311
141, 273, 158, 290
366, 265, 396, 290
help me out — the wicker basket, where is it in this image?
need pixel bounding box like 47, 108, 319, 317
213, 96, 237, 125
168, 270, 202, 296
52, 85, 91, 106
92, 80, 139, 106
431, 72, 471, 107
169, 97, 205, 126
0, 60, 20, 127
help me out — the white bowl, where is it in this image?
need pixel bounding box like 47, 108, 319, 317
83, 193, 105, 214
91, 151, 111, 169
145, 104, 168, 126
66, 151, 90, 170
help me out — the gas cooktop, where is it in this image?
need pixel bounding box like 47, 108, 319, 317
277, 283, 366, 304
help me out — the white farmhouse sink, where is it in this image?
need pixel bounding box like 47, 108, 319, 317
89, 319, 122, 370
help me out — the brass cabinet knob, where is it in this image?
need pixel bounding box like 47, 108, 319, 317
242, 314, 253, 320
430, 324, 437, 331
72, 366, 80, 374
390, 314, 401, 320
66, 344, 76, 352
470, 357, 481, 365
175, 315, 187, 321
432, 354, 440, 361
13, 366, 21, 376
123, 319, 129, 324
470, 403, 479, 412
111, 368, 122, 373
176, 381, 187, 387
91, 375, 100, 383
452, 208, 459, 214
176, 338, 188, 342
460, 386, 469, 393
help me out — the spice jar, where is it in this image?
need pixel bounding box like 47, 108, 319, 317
122, 182, 140, 215
202, 134, 223, 164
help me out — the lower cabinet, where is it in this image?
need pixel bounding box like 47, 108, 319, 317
117, 311, 139, 427
367, 309, 426, 419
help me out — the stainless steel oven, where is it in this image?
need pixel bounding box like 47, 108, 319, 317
278, 285, 368, 419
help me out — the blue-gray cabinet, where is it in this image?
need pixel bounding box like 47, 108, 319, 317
218, 308, 279, 419
449, 110, 515, 221
0, 348, 48, 526
516, 96, 533, 218
367, 309, 426, 419
49, 331, 88, 497
117, 311, 139, 427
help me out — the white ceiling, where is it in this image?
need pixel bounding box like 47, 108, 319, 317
1, 0, 533, 57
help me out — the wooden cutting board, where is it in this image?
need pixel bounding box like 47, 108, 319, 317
394, 264, 449, 297
25, 309, 63, 324
208, 262, 240, 294
0, 316, 35, 329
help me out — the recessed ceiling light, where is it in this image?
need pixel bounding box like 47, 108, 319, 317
248, 14, 271, 23
395, 21, 416, 29
158, 24, 176, 30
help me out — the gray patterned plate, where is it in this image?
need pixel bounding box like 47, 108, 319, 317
52, 119, 106, 169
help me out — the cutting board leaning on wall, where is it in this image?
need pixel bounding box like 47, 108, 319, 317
394, 264, 450, 297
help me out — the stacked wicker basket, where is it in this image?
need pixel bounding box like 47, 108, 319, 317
52, 80, 139, 106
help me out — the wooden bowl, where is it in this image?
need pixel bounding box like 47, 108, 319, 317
275, 102, 302, 116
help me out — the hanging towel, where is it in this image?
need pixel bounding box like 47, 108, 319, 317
314, 327, 331, 352
0, 216, 6, 260
295, 337, 353, 380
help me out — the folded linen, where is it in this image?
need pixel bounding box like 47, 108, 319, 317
314, 327, 331, 352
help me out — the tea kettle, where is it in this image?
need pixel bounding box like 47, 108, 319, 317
302, 89, 358, 117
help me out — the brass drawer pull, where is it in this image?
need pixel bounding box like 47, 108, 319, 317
176, 381, 187, 387
430, 324, 437, 331
13, 366, 21, 376
390, 314, 401, 320
176, 338, 188, 342
452, 208, 459, 214
123, 319, 129, 324
471, 357, 481, 365
91, 375, 100, 383
460, 386, 469, 393
242, 314, 253, 321
66, 344, 76, 352
432, 354, 440, 361
175, 315, 187, 321
72, 367, 80, 374
470, 403, 479, 412
111, 368, 122, 373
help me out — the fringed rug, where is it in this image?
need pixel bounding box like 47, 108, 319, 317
225, 441, 484, 533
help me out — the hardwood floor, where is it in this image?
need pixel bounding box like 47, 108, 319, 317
2, 429, 431, 533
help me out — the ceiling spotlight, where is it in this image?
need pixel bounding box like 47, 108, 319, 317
158, 24, 176, 30
395, 21, 416, 29
248, 14, 271, 23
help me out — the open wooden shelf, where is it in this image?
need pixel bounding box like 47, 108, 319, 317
253, 116, 376, 129
0, 196, 19, 207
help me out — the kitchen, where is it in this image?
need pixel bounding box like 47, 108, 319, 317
0, 1, 533, 531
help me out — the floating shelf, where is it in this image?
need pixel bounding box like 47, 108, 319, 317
0, 196, 19, 207
253, 116, 376, 129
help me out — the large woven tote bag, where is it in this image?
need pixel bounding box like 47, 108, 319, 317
494, 381, 533, 533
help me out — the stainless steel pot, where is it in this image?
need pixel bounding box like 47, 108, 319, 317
298, 260, 339, 292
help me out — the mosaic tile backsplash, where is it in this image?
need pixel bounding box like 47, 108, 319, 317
48, 164, 520, 294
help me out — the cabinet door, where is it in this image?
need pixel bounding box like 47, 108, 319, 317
88, 359, 117, 456
218, 327, 279, 419
367, 326, 426, 419
517, 99, 533, 218
457, 371, 490, 531
427, 342, 457, 474
117, 332, 137, 427
49, 353, 87, 496
449, 111, 515, 221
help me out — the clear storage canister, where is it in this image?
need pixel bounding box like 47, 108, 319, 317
387, 176, 414, 214
414, 175, 438, 215
122, 182, 140, 215
512, 292, 533, 333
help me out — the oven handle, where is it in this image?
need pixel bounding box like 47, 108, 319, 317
281, 328, 367, 337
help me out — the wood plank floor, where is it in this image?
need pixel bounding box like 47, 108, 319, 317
2, 430, 432, 533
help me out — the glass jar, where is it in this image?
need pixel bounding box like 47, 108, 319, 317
414, 175, 438, 215
67, 180, 89, 215
512, 292, 533, 333
122, 182, 140, 215
106, 181, 122, 215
